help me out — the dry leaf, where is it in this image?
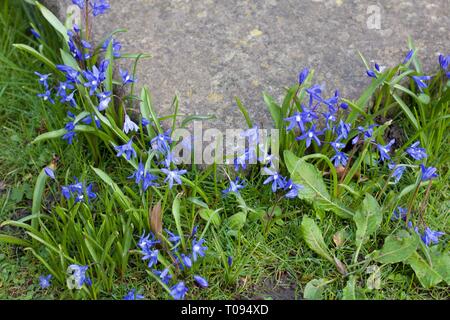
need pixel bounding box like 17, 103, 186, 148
150, 201, 163, 238
334, 257, 348, 276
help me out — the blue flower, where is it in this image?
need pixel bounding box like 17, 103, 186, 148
335, 120, 351, 140
191, 225, 198, 238
439, 54, 449, 70
72, 0, 85, 9
165, 229, 181, 246
263, 168, 286, 192
82, 115, 101, 128
161, 168, 187, 189
62, 122, 77, 145
142, 247, 159, 268
170, 281, 188, 300
115, 139, 137, 160
331, 150, 349, 167
391, 206, 407, 221
67, 264, 89, 289
123, 115, 139, 134
56, 64, 80, 83
83, 66, 102, 96
306, 84, 323, 105
421, 227, 445, 247
151, 131, 172, 153
285, 112, 304, 132
233, 149, 253, 172
352, 125, 375, 145
30, 28, 41, 39
120, 69, 135, 85
44, 167, 56, 180
137, 231, 160, 251
403, 50, 414, 64
91, 0, 110, 16
97, 92, 111, 111
283, 179, 303, 199
376, 139, 395, 162
102, 38, 121, 57
296, 124, 322, 148
412, 75, 432, 92
142, 118, 150, 126
420, 164, 438, 181
298, 68, 309, 85
192, 238, 207, 262
300, 104, 319, 125
39, 274, 52, 289
153, 268, 172, 285
322, 111, 336, 129
34, 72, 50, 88
366, 70, 377, 78
37, 90, 55, 104
123, 289, 144, 300
406, 141, 427, 161
193, 275, 208, 288
223, 177, 245, 196
60, 91, 77, 107
181, 254, 193, 269
56, 81, 74, 97
227, 256, 233, 267
388, 163, 406, 184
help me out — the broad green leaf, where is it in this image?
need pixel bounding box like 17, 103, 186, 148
303, 279, 327, 300
31, 168, 48, 230
372, 230, 419, 264
392, 93, 420, 130
407, 251, 444, 288
36, 2, 69, 42
199, 209, 221, 227
300, 216, 333, 263
284, 150, 353, 218
13, 44, 56, 70
227, 212, 247, 230
235, 97, 253, 128
0, 234, 32, 247
354, 194, 382, 248
91, 166, 131, 210
172, 194, 186, 250
140, 87, 162, 136
263, 92, 281, 129
342, 276, 366, 300
429, 247, 450, 285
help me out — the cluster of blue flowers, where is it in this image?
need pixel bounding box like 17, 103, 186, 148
61, 177, 97, 203
39, 263, 91, 290
131, 228, 208, 300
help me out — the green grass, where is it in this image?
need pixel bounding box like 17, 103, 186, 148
0, 0, 449, 300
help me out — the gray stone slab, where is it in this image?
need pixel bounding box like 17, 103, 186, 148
42, 0, 449, 129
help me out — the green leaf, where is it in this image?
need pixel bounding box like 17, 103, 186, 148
354, 194, 382, 248
235, 97, 253, 128
13, 44, 56, 70
417, 93, 430, 105
372, 230, 419, 264
392, 93, 420, 130
198, 209, 221, 227
91, 167, 132, 210
0, 234, 32, 247
140, 87, 162, 136
342, 276, 366, 300
172, 194, 186, 250
31, 168, 48, 230
36, 1, 69, 42
407, 251, 444, 288
263, 92, 281, 128
300, 216, 333, 263
32, 129, 65, 144
303, 279, 327, 300
227, 212, 247, 230
284, 150, 353, 218
181, 115, 216, 128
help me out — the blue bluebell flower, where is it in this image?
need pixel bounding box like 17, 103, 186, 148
161, 168, 187, 189
123, 115, 139, 134
285, 112, 305, 132
335, 120, 351, 140
83, 66, 102, 95
298, 68, 309, 85
170, 281, 188, 300
72, 0, 85, 9
180, 254, 193, 269
91, 0, 110, 16
30, 28, 41, 39
120, 69, 135, 85
228, 256, 233, 267
283, 179, 303, 199
62, 122, 77, 144
66, 264, 89, 289
192, 238, 207, 262
388, 162, 406, 184
137, 231, 160, 251
406, 141, 427, 161
39, 274, 52, 289
263, 168, 286, 192
151, 131, 172, 153
376, 139, 395, 162
391, 206, 407, 221
153, 268, 172, 285
44, 167, 56, 180
331, 150, 349, 167
142, 117, 150, 126
421, 227, 445, 246
97, 92, 111, 111
165, 229, 181, 246
37, 90, 55, 104
56, 81, 74, 97
193, 275, 208, 288
82, 115, 101, 128
60, 91, 77, 107
56, 64, 80, 83
352, 125, 375, 145
420, 164, 438, 181
366, 70, 377, 78
233, 149, 255, 172
322, 111, 336, 129
403, 50, 414, 64
142, 172, 159, 191
102, 38, 121, 57
412, 75, 432, 92
142, 248, 159, 268
339, 102, 349, 110
296, 124, 322, 148
439, 54, 449, 70
123, 289, 144, 300
223, 177, 245, 196
34, 72, 50, 88
306, 84, 323, 105
115, 139, 137, 160
330, 139, 346, 151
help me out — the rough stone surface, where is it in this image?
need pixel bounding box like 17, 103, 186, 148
43, 0, 449, 129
